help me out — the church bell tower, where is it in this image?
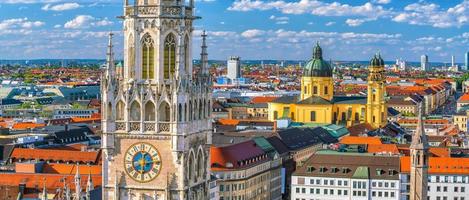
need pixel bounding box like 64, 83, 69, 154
366, 53, 387, 128
101, 0, 212, 199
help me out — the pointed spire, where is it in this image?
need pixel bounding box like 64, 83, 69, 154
74, 165, 82, 200
86, 168, 93, 198
41, 178, 47, 200
411, 102, 429, 149
200, 30, 209, 76
106, 32, 116, 78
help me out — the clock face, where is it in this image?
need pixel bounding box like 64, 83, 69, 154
124, 142, 161, 183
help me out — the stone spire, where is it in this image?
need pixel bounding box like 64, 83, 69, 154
409, 102, 429, 200
106, 32, 115, 78
411, 102, 429, 149
41, 179, 47, 200
74, 165, 82, 200
85, 169, 93, 200
200, 30, 209, 75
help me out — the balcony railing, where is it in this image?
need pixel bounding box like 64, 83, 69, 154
130, 122, 141, 132
158, 122, 171, 133
144, 122, 156, 132
116, 121, 126, 131
125, 5, 159, 16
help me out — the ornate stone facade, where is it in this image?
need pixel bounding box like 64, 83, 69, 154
102, 1, 212, 199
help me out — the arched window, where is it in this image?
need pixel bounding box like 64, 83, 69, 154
184, 103, 188, 121
189, 101, 193, 121
159, 101, 170, 122
197, 150, 204, 179
164, 33, 176, 79
178, 104, 183, 122
184, 35, 190, 74
128, 34, 135, 79
130, 101, 141, 121
144, 101, 155, 121
142, 34, 154, 79
324, 86, 328, 95
313, 86, 318, 94
199, 100, 203, 120
107, 102, 112, 119
116, 100, 125, 120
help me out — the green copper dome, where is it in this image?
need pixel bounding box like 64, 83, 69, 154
303, 43, 332, 77
370, 53, 384, 66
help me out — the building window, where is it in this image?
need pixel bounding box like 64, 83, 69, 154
310, 111, 316, 122
141, 34, 154, 79
164, 33, 176, 79
325, 86, 328, 95
313, 86, 318, 94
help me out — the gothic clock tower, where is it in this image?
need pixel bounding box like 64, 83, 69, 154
101, 0, 212, 199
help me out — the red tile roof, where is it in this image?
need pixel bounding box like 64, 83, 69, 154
400, 156, 469, 175
10, 148, 101, 164
42, 164, 101, 175
339, 136, 382, 145
11, 122, 46, 130
0, 173, 101, 191
210, 140, 267, 171
251, 96, 278, 104
458, 93, 469, 102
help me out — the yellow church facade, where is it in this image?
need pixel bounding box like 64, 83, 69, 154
268, 43, 387, 129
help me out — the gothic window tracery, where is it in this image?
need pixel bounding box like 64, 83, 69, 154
130, 101, 141, 121
142, 34, 155, 79
144, 101, 155, 121
116, 100, 125, 120
164, 33, 176, 79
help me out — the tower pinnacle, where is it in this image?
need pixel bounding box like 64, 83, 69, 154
200, 30, 209, 75
106, 32, 115, 78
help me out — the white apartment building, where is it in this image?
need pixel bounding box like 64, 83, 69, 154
292, 151, 469, 200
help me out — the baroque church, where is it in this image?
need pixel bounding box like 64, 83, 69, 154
101, 0, 212, 199
268, 43, 388, 129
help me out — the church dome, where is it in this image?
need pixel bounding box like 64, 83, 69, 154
370, 53, 384, 66
303, 43, 332, 77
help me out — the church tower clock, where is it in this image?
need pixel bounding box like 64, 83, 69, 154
101, 0, 212, 199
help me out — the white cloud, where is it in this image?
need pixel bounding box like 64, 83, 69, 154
229, 0, 391, 18
0, 18, 45, 35
269, 15, 289, 24
64, 15, 94, 29
392, 1, 469, 28
345, 18, 376, 26
64, 15, 113, 29
241, 29, 265, 38
3, 0, 61, 3
372, 0, 391, 4
42, 3, 80, 11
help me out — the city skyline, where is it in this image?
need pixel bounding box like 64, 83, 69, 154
0, 0, 468, 62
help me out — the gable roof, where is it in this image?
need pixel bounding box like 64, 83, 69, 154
339, 136, 382, 145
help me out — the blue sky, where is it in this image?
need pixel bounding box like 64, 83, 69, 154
0, 0, 468, 62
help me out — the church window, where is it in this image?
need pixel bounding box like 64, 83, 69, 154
141, 34, 155, 79
144, 101, 155, 121
341, 112, 346, 122
128, 34, 135, 79
310, 111, 316, 121
355, 113, 359, 122
178, 104, 183, 122
107, 102, 112, 119
184, 35, 190, 74
273, 111, 278, 120
373, 94, 376, 101
304, 86, 307, 94
159, 101, 170, 122
313, 86, 318, 95
130, 101, 141, 121
324, 86, 328, 95
164, 33, 176, 79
